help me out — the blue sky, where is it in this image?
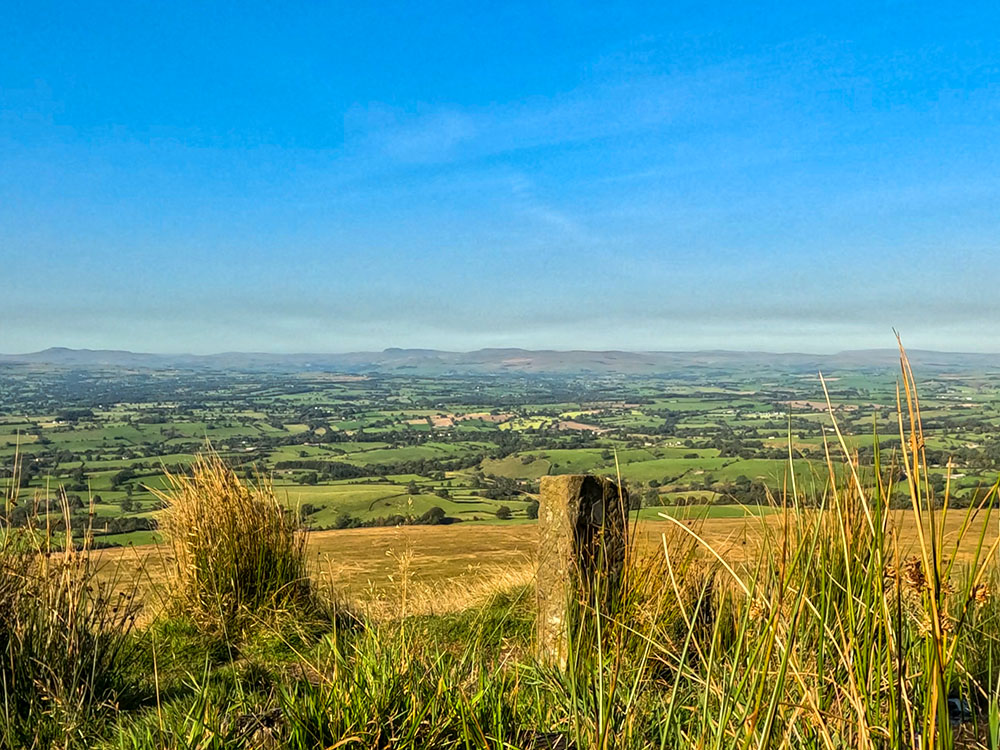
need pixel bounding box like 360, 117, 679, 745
2, 1, 999, 353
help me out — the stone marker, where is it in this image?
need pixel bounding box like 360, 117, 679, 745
536, 474, 630, 669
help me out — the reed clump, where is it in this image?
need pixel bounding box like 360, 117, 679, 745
0, 460, 140, 750
155, 452, 318, 638
563, 343, 1000, 750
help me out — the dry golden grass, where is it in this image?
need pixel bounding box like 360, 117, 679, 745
96, 508, 999, 624
97, 523, 538, 620
153, 452, 316, 634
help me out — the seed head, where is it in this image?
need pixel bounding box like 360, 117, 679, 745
901, 557, 928, 594
970, 583, 991, 606
748, 598, 767, 623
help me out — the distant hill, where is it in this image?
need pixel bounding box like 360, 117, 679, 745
2, 346, 999, 375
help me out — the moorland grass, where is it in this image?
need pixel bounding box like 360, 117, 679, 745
0, 457, 141, 750
154, 451, 322, 639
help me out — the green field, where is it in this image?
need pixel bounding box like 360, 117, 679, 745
2, 361, 998, 546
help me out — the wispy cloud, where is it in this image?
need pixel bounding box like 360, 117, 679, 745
341, 61, 759, 168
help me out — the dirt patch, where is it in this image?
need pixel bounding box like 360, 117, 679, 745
456, 412, 513, 423
556, 420, 604, 432
406, 412, 514, 428
783, 400, 857, 412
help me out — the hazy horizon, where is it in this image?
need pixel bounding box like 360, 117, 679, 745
4, 2, 1000, 354
5, 342, 1000, 358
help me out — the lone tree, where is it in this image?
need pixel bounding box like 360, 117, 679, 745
495, 505, 512, 520
419, 506, 447, 525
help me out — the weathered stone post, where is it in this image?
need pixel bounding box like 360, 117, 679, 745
536, 474, 630, 669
